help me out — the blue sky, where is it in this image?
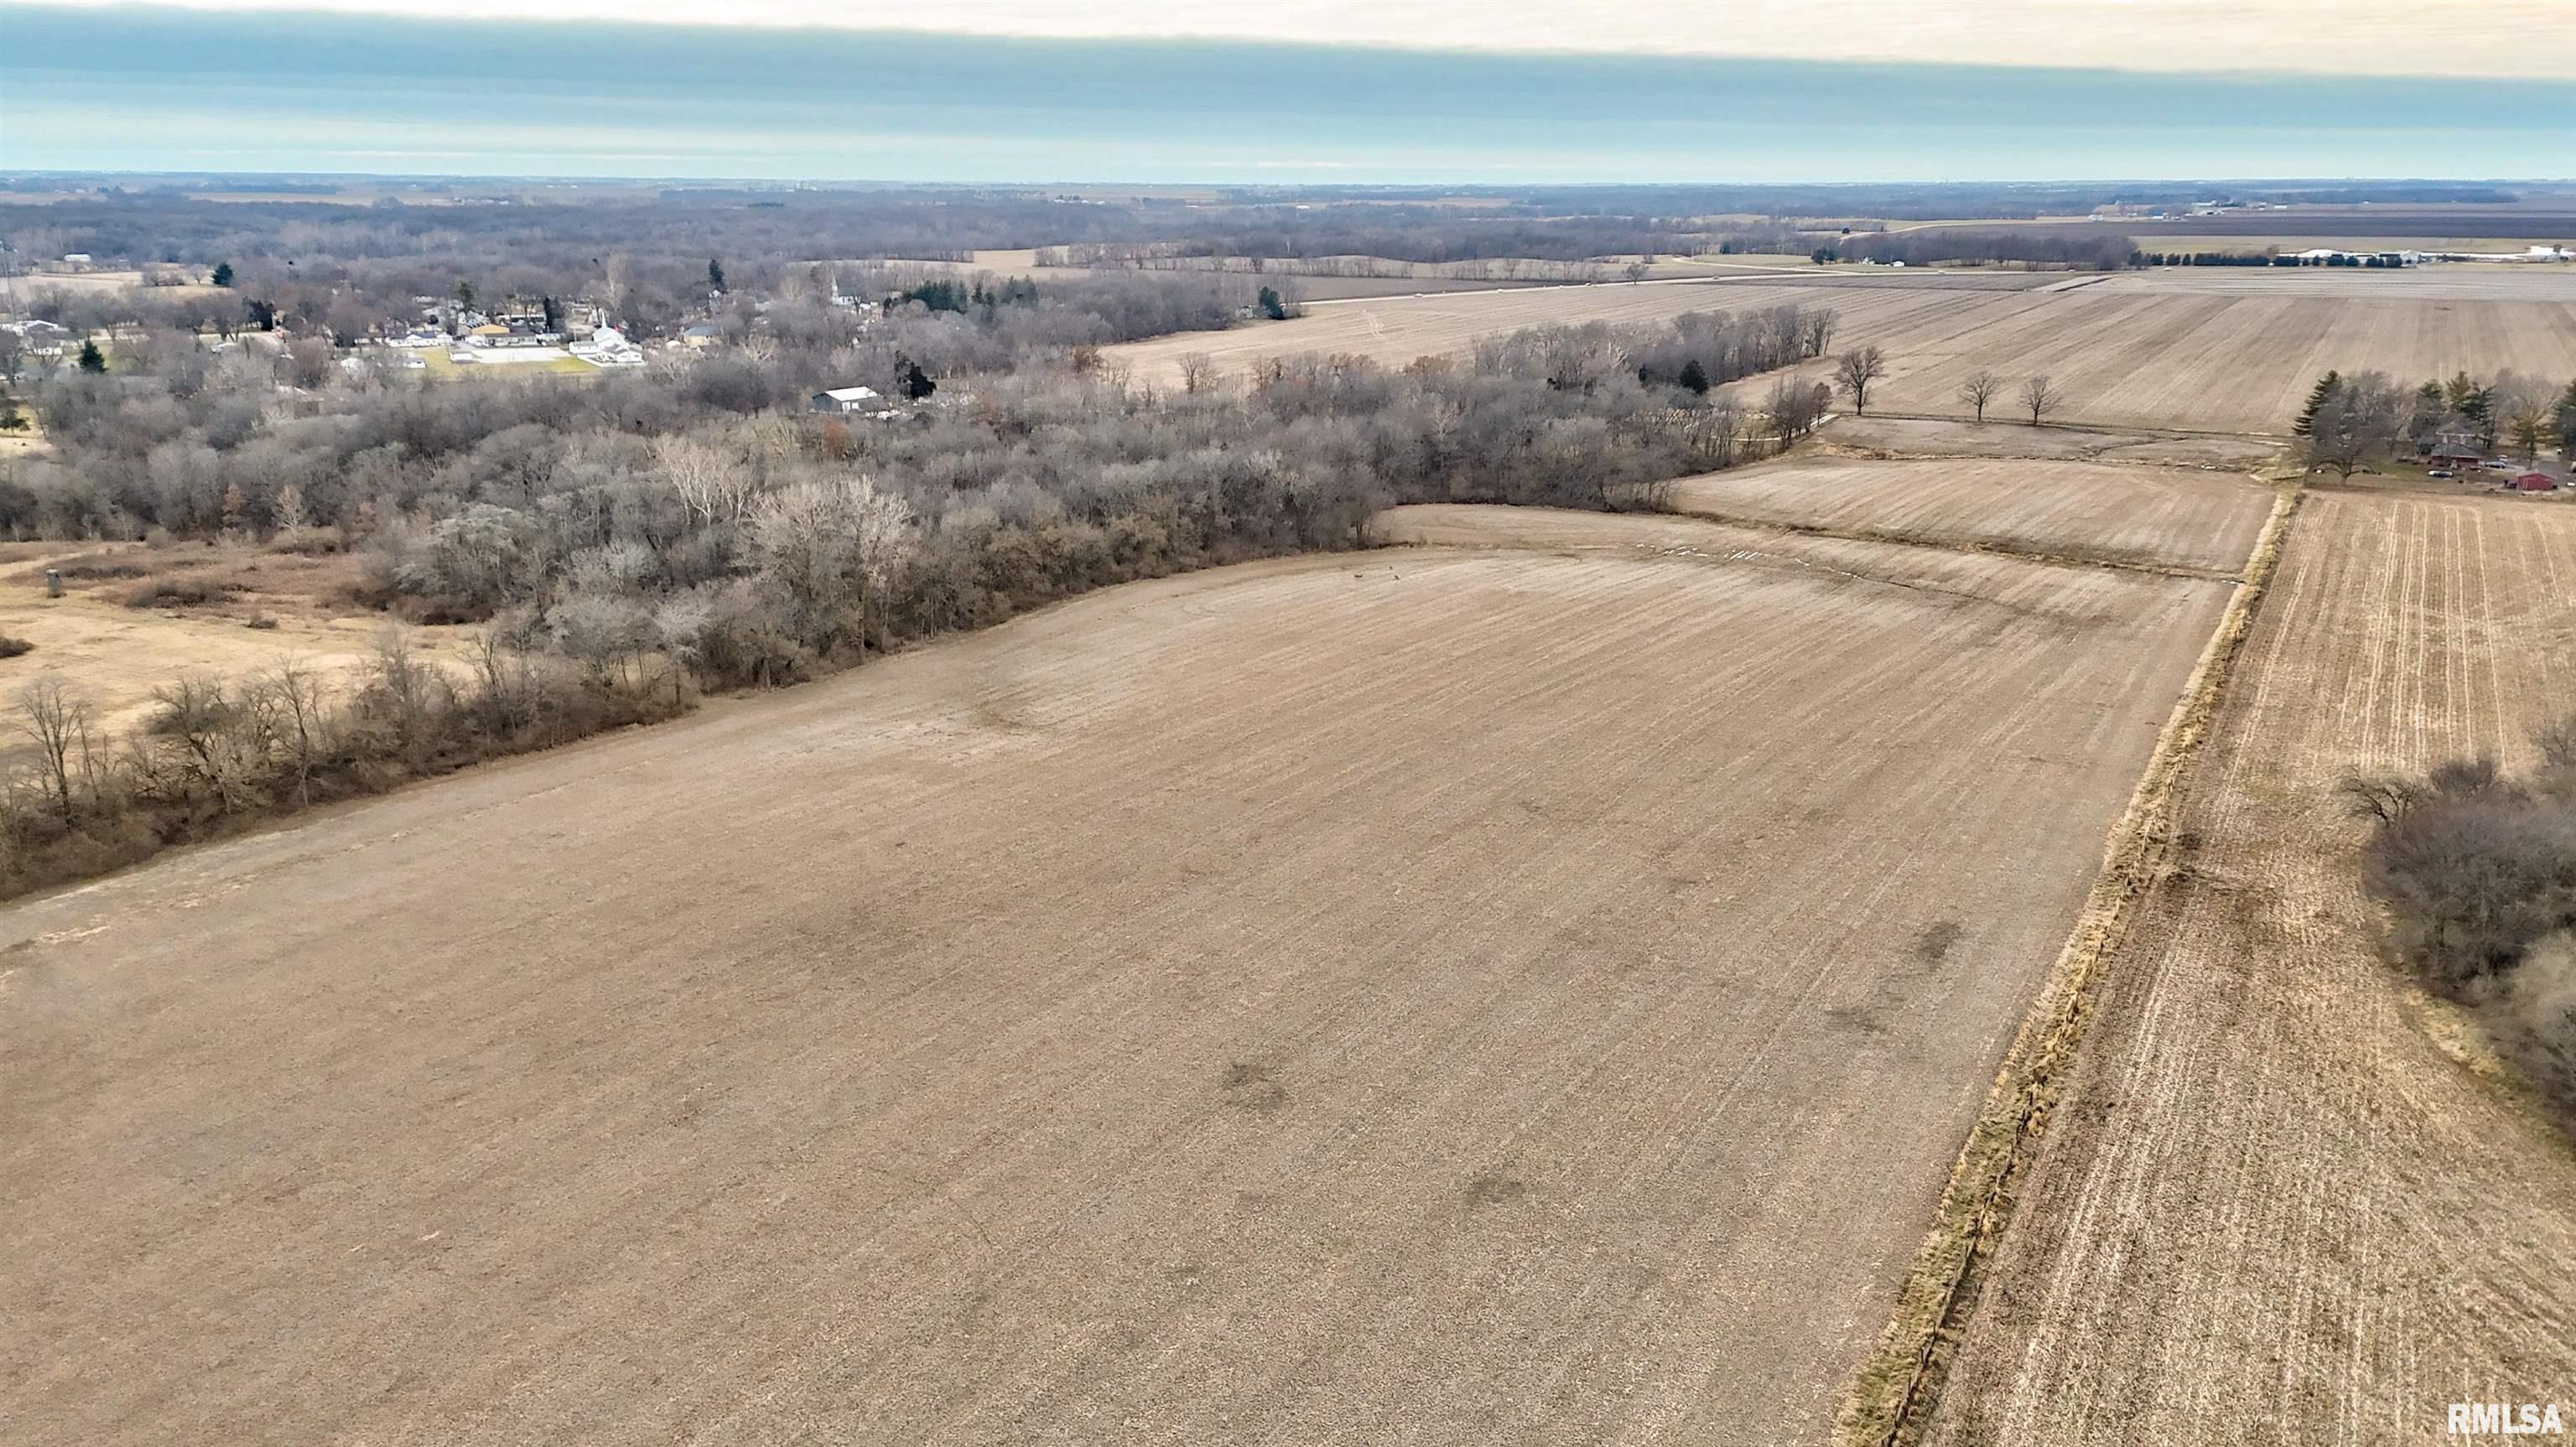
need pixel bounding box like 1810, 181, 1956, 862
4, 5, 2570, 183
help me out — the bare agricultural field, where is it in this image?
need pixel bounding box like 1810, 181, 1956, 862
1104, 276, 2576, 434
1817, 415, 2284, 469
2097, 264, 2576, 302
3, 512, 2238, 1446
1665, 454, 2277, 577
1924, 489, 2576, 1447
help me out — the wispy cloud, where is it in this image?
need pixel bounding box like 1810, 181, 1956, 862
13, 0, 2566, 78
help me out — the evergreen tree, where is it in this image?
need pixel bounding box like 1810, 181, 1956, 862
2555, 379, 2576, 455
1678, 358, 1711, 396
541, 295, 562, 332
901, 360, 936, 401
2445, 371, 2491, 421
708, 257, 725, 293
75, 338, 106, 374
1257, 286, 1288, 322
455, 279, 476, 310
210, 262, 234, 288
2293, 371, 2342, 437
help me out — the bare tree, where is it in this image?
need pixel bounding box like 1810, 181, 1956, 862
1623, 260, 1651, 285
2019, 374, 2062, 427
1767, 376, 1831, 449
1834, 345, 1888, 416
1176, 352, 1216, 396
2301, 372, 2405, 480
15, 677, 92, 825
252, 658, 334, 806
147, 674, 267, 814
1802, 309, 1837, 357
748, 475, 918, 656
1959, 369, 2002, 423
653, 434, 755, 526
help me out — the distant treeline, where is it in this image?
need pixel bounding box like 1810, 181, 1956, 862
2133, 252, 2412, 268
1841, 230, 2137, 272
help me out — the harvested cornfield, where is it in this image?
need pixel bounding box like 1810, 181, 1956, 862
1815, 415, 2284, 469
3, 511, 2236, 1446
1667, 454, 2277, 577
1104, 274, 2576, 434
1921, 489, 2576, 1446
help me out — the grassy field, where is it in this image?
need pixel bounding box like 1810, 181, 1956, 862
0, 501, 2241, 1445
1922, 488, 2576, 1445
1105, 271, 2576, 434
0, 540, 473, 746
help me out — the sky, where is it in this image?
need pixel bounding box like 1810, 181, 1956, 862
13, 0, 2567, 77
4, 3, 2572, 182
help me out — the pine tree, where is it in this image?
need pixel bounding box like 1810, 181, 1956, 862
1257, 286, 1288, 322
901, 360, 935, 401
75, 338, 106, 374
210, 262, 234, 288
2555, 378, 2576, 454
2293, 371, 2341, 437
1678, 358, 1710, 396
708, 257, 725, 293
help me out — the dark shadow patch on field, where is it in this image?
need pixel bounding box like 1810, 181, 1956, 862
1222, 1059, 1289, 1116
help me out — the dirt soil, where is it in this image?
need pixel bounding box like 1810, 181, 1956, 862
1815, 415, 2285, 469
1668, 454, 2276, 578
1922, 489, 2576, 1445
2, 509, 2239, 1446
1103, 275, 2576, 435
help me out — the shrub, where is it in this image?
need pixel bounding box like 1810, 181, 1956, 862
0, 635, 31, 658
0, 632, 690, 900
266, 526, 345, 556
121, 575, 236, 609
2352, 724, 2576, 1125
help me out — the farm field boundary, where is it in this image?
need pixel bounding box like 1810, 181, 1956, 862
1836, 484, 2303, 1447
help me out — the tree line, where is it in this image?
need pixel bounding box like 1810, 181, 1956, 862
0, 305, 1839, 894
2293, 370, 2576, 478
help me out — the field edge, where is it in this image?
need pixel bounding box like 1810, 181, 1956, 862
1831, 483, 2304, 1447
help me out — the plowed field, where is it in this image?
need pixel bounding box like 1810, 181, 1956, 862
1667, 455, 2276, 577
1924, 489, 2576, 1446
1104, 277, 2576, 434
3, 510, 2239, 1446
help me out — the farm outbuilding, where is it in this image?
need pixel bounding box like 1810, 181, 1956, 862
810, 385, 896, 417
2511, 472, 2560, 492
